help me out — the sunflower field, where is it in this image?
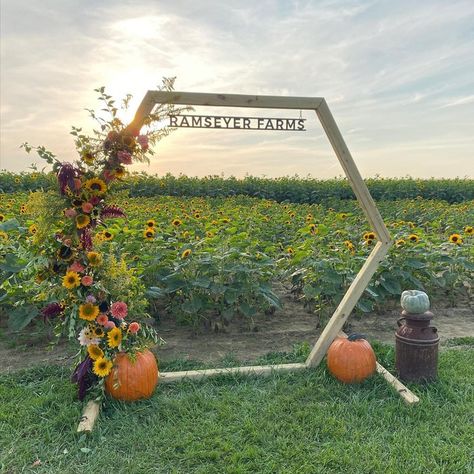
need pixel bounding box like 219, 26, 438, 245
1, 183, 473, 332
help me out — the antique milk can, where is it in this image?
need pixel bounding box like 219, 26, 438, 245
395, 290, 439, 381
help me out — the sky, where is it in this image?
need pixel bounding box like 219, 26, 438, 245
1, 0, 473, 179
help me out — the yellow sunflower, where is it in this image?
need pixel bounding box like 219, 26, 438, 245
287, 247, 294, 254
93, 326, 105, 338
84, 178, 107, 195
408, 234, 420, 243
62, 271, 81, 289
146, 219, 155, 228
28, 224, 38, 235
344, 240, 355, 251
102, 230, 113, 241
87, 344, 104, 360
464, 226, 473, 235
76, 214, 90, 229
79, 303, 100, 321
20, 204, 27, 214
0, 230, 8, 241
93, 357, 113, 377
395, 239, 406, 247
114, 167, 126, 179
143, 228, 155, 241
181, 249, 192, 258
449, 234, 462, 245
87, 251, 102, 266
107, 327, 122, 348
0, 213, 5, 222
172, 219, 182, 227
81, 152, 95, 165
363, 232, 376, 241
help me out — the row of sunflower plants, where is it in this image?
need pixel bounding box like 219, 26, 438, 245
2, 171, 473, 203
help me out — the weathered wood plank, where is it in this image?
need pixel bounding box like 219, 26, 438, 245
77, 400, 100, 433
159, 363, 307, 383
376, 362, 420, 405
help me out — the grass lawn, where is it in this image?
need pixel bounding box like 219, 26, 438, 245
1, 345, 473, 474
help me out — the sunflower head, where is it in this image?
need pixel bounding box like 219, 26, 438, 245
102, 231, 113, 241
85, 178, 107, 195
395, 239, 406, 247
464, 226, 473, 235
81, 152, 95, 165
107, 327, 123, 348
181, 249, 192, 259
408, 234, 420, 243
79, 303, 100, 321
87, 344, 104, 360
143, 228, 155, 241
28, 224, 38, 235
93, 357, 113, 377
0, 214, 5, 222
449, 234, 462, 245
172, 219, 182, 227
0, 230, 8, 241
146, 219, 155, 228
63, 271, 81, 290
87, 251, 102, 266
76, 214, 91, 229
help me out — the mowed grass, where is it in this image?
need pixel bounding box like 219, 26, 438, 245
1, 347, 473, 474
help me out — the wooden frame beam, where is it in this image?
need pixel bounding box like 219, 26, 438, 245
126, 91, 395, 382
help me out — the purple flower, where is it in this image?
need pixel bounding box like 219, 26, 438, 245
40, 302, 63, 321
79, 228, 93, 250
71, 356, 96, 401
57, 162, 78, 195
85, 295, 96, 304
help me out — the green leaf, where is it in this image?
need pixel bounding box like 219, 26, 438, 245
0, 254, 28, 273
405, 259, 426, 269
239, 303, 256, 317
0, 218, 20, 231
356, 299, 374, 313
8, 305, 39, 331
380, 277, 402, 295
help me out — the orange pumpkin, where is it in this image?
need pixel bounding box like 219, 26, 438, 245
327, 334, 376, 383
105, 349, 158, 401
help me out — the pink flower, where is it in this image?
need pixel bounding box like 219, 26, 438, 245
96, 313, 108, 326
110, 301, 128, 319
68, 261, 85, 273
128, 322, 140, 334
64, 208, 77, 218
103, 169, 115, 183
118, 151, 133, 165
137, 135, 149, 151
82, 202, 93, 214
81, 275, 93, 286
104, 320, 116, 329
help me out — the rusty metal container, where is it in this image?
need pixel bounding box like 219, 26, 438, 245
395, 310, 439, 382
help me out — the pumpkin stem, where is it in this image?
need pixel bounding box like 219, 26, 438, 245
347, 333, 367, 342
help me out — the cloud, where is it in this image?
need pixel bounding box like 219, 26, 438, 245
1, 0, 473, 177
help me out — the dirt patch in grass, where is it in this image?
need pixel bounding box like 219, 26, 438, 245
1, 289, 473, 373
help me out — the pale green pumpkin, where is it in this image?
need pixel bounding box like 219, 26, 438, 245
400, 290, 430, 314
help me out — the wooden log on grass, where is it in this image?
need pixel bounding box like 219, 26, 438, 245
159, 362, 307, 383
375, 362, 420, 405
77, 400, 100, 433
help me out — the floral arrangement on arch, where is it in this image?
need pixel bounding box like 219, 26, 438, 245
23, 78, 187, 400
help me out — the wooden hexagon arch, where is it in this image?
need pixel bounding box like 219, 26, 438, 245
125, 92, 417, 401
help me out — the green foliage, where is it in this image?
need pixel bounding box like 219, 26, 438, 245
2, 173, 474, 202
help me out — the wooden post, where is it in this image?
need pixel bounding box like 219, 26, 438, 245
77, 400, 100, 433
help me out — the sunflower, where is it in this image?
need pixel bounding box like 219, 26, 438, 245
464, 226, 473, 235
287, 247, 294, 254
102, 230, 113, 241
206, 231, 214, 238
93, 326, 105, 338
344, 240, 354, 250
84, 178, 107, 195
395, 239, 406, 247
62, 271, 81, 289
363, 232, 376, 241
93, 357, 113, 377
172, 219, 182, 227
221, 218, 230, 224
76, 214, 90, 229
82, 152, 95, 165
339, 213, 348, 219
194, 212, 201, 219
0, 230, 8, 240
449, 234, 462, 245
107, 327, 122, 348
143, 228, 155, 240
28, 224, 38, 235
408, 234, 420, 243
87, 251, 102, 266
146, 219, 156, 228
57, 245, 74, 261
87, 344, 104, 360
181, 249, 192, 258
79, 303, 100, 321
365, 239, 374, 246
20, 204, 27, 214
0, 214, 5, 222
114, 166, 126, 179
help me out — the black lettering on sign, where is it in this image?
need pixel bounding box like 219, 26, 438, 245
168, 115, 306, 131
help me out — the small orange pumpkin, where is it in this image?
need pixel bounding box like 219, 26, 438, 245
105, 349, 158, 401
327, 334, 376, 383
